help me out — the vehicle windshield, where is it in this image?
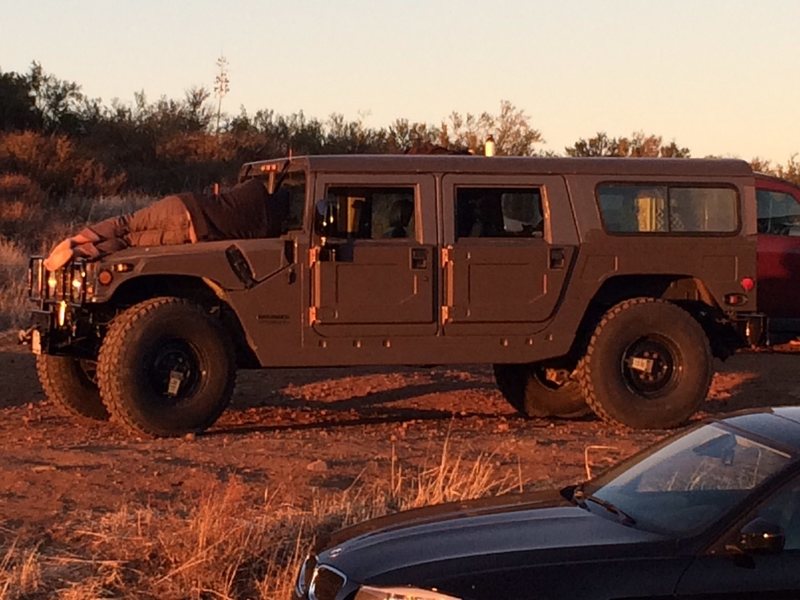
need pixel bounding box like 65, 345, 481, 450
278, 168, 307, 230
584, 423, 792, 535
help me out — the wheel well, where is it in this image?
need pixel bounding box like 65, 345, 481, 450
104, 275, 259, 368
568, 275, 740, 362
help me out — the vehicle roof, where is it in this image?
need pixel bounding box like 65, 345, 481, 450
717, 407, 800, 454
240, 155, 753, 178
754, 172, 800, 190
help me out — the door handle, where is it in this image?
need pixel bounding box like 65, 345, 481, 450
549, 248, 566, 269
411, 248, 428, 270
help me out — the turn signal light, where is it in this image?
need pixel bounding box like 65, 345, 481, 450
740, 277, 755, 292
98, 270, 113, 286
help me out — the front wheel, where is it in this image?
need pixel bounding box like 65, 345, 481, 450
97, 297, 236, 437
577, 298, 712, 429
494, 363, 590, 418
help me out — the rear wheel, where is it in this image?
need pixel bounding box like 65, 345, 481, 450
577, 297, 712, 429
97, 297, 236, 437
36, 354, 109, 420
494, 363, 590, 418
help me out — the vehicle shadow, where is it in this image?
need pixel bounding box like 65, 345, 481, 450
703, 351, 800, 417
214, 365, 512, 436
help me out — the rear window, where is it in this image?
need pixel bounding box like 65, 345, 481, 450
455, 187, 544, 239
597, 184, 738, 234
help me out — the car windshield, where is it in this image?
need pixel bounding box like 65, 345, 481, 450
584, 423, 792, 535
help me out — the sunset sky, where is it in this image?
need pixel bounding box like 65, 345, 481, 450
3, 0, 799, 161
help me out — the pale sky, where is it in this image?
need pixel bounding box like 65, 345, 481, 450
2, 0, 799, 162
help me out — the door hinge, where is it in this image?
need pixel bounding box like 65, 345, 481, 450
441, 246, 453, 269
441, 305, 451, 324
308, 246, 320, 268
309, 305, 318, 324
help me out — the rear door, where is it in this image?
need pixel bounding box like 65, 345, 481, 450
441, 174, 575, 335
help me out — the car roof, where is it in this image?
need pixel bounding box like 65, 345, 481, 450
241, 155, 753, 178
716, 407, 800, 455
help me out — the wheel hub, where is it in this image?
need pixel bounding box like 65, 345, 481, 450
621, 336, 679, 397
148, 341, 200, 401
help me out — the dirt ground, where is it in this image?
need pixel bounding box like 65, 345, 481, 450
2, 332, 800, 544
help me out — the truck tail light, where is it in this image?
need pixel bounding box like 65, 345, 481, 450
740, 277, 755, 292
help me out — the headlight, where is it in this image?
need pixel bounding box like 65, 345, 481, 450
70, 264, 86, 302
354, 586, 462, 600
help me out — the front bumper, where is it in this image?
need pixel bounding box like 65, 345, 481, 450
23, 257, 99, 357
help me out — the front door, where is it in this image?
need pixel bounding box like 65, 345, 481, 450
676, 473, 800, 598
310, 174, 437, 336
441, 174, 575, 335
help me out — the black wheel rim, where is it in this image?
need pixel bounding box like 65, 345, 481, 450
146, 339, 202, 403
620, 335, 680, 398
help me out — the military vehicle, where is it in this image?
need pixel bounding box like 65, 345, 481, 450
23, 155, 759, 436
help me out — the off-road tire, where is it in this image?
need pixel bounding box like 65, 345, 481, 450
36, 354, 109, 420
493, 363, 590, 418
577, 297, 712, 430
97, 297, 236, 438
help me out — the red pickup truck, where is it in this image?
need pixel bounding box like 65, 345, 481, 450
756, 174, 800, 340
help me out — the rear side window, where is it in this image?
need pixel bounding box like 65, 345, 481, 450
456, 187, 544, 239
597, 184, 738, 234
757, 190, 800, 235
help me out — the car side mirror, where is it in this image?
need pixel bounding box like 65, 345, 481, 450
737, 518, 785, 554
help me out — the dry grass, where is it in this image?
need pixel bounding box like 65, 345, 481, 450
0, 440, 519, 599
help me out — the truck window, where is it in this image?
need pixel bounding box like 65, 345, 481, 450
456, 187, 543, 238
283, 169, 307, 230
757, 190, 800, 235
597, 184, 738, 234
325, 186, 416, 240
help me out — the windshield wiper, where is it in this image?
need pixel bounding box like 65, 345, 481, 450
571, 486, 636, 526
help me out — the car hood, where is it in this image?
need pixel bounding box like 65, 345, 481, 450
319, 490, 672, 585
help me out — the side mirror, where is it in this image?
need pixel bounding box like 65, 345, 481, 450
737, 518, 785, 554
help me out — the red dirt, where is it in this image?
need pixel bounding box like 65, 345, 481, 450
2, 333, 800, 541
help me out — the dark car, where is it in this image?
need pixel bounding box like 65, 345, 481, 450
296, 407, 800, 600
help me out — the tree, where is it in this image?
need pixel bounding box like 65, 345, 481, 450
442, 100, 543, 156
0, 69, 40, 131
28, 62, 88, 134
566, 131, 691, 158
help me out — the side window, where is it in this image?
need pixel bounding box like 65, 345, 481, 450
757, 190, 800, 235
456, 187, 544, 239
597, 184, 738, 234
752, 475, 800, 550
325, 186, 416, 240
